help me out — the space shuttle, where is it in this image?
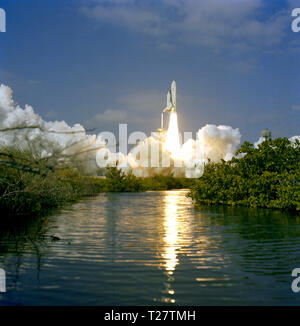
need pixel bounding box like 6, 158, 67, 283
159, 81, 177, 131
163, 80, 176, 113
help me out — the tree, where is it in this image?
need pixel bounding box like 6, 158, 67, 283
189, 138, 300, 212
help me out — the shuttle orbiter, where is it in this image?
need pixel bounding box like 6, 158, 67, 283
160, 81, 177, 131
163, 80, 176, 113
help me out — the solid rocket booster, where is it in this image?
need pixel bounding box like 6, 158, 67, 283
160, 81, 177, 130
171, 80, 176, 111
163, 80, 176, 113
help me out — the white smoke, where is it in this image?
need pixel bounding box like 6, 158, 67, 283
254, 137, 265, 148
0, 84, 106, 173
289, 135, 300, 144
99, 124, 242, 178
196, 124, 241, 162
254, 135, 300, 148
4, 84, 297, 179
0, 84, 243, 177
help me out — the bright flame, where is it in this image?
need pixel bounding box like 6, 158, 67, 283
165, 112, 181, 159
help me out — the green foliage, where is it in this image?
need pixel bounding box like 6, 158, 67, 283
0, 148, 107, 217
0, 148, 196, 217
141, 174, 194, 191
105, 167, 143, 192
188, 138, 300, 212
0, 147, 196, 216
105, 167, 194, 192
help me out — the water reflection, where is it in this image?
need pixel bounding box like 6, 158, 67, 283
163, 192, 180, 275
0, 191, 300, 305
160, 190, 195, 304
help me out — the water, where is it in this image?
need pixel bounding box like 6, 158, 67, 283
0, 190, 299, 306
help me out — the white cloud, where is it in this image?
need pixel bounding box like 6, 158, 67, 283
0, 68, 41, 90
291, 105, 300, 111
91, 109, 127, 122
44, 110, 58, 119
80, 4, 163, 36
85, 90, 163, 130
84, 87, 199, 133
231, 59, 257, 74
79, 0, 292, 53
84, 108, 129, 130
118, 90, 164, 113
287, 0, 300, 9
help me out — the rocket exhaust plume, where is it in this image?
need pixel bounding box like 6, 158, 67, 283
164, 81, 180, 158
165, 112, 180, 159
1, 81, 298, 178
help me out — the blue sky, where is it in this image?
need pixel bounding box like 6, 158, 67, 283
0, 0, 300, 141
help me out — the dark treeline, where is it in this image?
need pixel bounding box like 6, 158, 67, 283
1, 137, 299, 217
188, 138, 300, 212
104, 167, 194, 192
0, 148, 105, 217
0, 148, 192, 217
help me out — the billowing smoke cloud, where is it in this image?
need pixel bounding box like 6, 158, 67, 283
98, 123, 242, 178
2, 84, 297, 178
196, 124, 241, 162
0, 84, 106, 173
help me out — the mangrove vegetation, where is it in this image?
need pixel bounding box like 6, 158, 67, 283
0, 148, 193, 217
188, 137, 300, 212
1, 137, 299, 218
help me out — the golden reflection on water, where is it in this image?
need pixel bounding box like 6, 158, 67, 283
162, 191, 180, 275
160, 190, 193, 304
160, 190, 224, 303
